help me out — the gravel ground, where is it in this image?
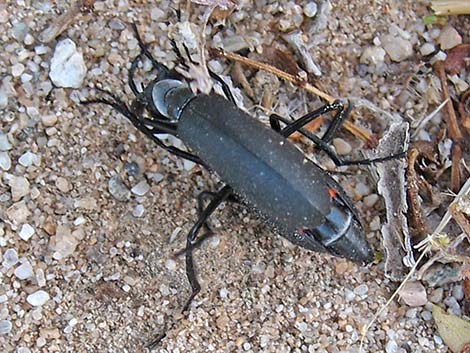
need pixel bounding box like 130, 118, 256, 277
1, 1, 467, 352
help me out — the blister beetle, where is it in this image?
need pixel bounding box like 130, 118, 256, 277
83, 24, 404, 345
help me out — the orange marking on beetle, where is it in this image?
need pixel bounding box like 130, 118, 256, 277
328, 187, 338, 199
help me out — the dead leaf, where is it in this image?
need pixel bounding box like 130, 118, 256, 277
444, 44, 470, 75
433, 304, 470, 353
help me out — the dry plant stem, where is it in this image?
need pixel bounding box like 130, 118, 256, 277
452, 143, 463, 193
431, 0, 470, 15
434, 61, 463, 140
434, 60, 463, 192
211, 48, 373, 142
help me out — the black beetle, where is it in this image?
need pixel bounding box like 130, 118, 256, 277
83, 24, 404, 345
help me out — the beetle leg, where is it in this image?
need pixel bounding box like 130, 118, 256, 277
181, 184, 233, 312
270, 113, 406, 166
131, 23, 170, 77
269, 100, 346, 141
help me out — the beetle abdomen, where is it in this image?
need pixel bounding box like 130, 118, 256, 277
175, 94, 371, 263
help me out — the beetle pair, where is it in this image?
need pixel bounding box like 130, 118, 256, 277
83, 24, 404, 345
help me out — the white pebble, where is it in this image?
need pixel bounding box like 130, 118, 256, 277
183, 159, 195, 171
219, 288, 228, 299
36, 268, 46, 287
385, 339, 398, 353
49, 38, 87, 88
0, 320, 12, 334
132, 204, 145, 217
360, 46, 386, 65
11, 63, 25, 77
41, 114, 58, 127
150, 7, 165, 20
14, 261, 34, 280
2, 248, 19, 269
18, 151, 37, 167
420, 43, 435, 56
355, 182, 371, 198
131, 180, 150, 196
0, 133, 12, 151
381, 34, 413, 62
73, 216, 86, 226
0, 151, 11, 170
18, 224, 35, 241
354, 284, 369, 296
344, 289, 356, 301
165, 259, 176, 271
26, 290, 50, 306
9, 176, 30, 201
363, 194, 379, 207
303, 2, 317, 17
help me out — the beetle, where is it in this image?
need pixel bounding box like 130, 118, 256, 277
83, 24, 404, 344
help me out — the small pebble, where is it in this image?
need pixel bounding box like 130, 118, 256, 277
381, 34, 413, 62
451, 284, 464, 301
18, 224, 35, 241
332, 138, 352, 155
11, 63, 25, 77
399, 281, 427, 307
303, 2, 317, 17
443, 296, 461, 316
108, 175, 131, 201
131, 180, 150, 196
12, 22, 28, 41
8, 176, 30, 201
438, 25, 462, 50
0, 151, 11, 170
385, 339, 398, 353
355, 182, 371, 198
55, 177, 70, 192
0, 320, 12, 334
420, 43, 435, 56
354, 284, 368, 296
26, 290, 50, 306
150, 7, 165, 20
2, 248, 19, 269
132, 204, 145, 217
360, 46, 386, 65
429, 288, 444, 303
0, 133, 12, 151
165, 259, 176, 271
41, 114, 58, 127
219, 288, 228, 299
344, 289, 356, 301
421, 310, 432, 321
363, 194, 379, 207
18, 151, 37, 167
124, 162, 139, 177
14, 261, 34, 280
36, 268, 46, 287
49, 38, 87, 88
